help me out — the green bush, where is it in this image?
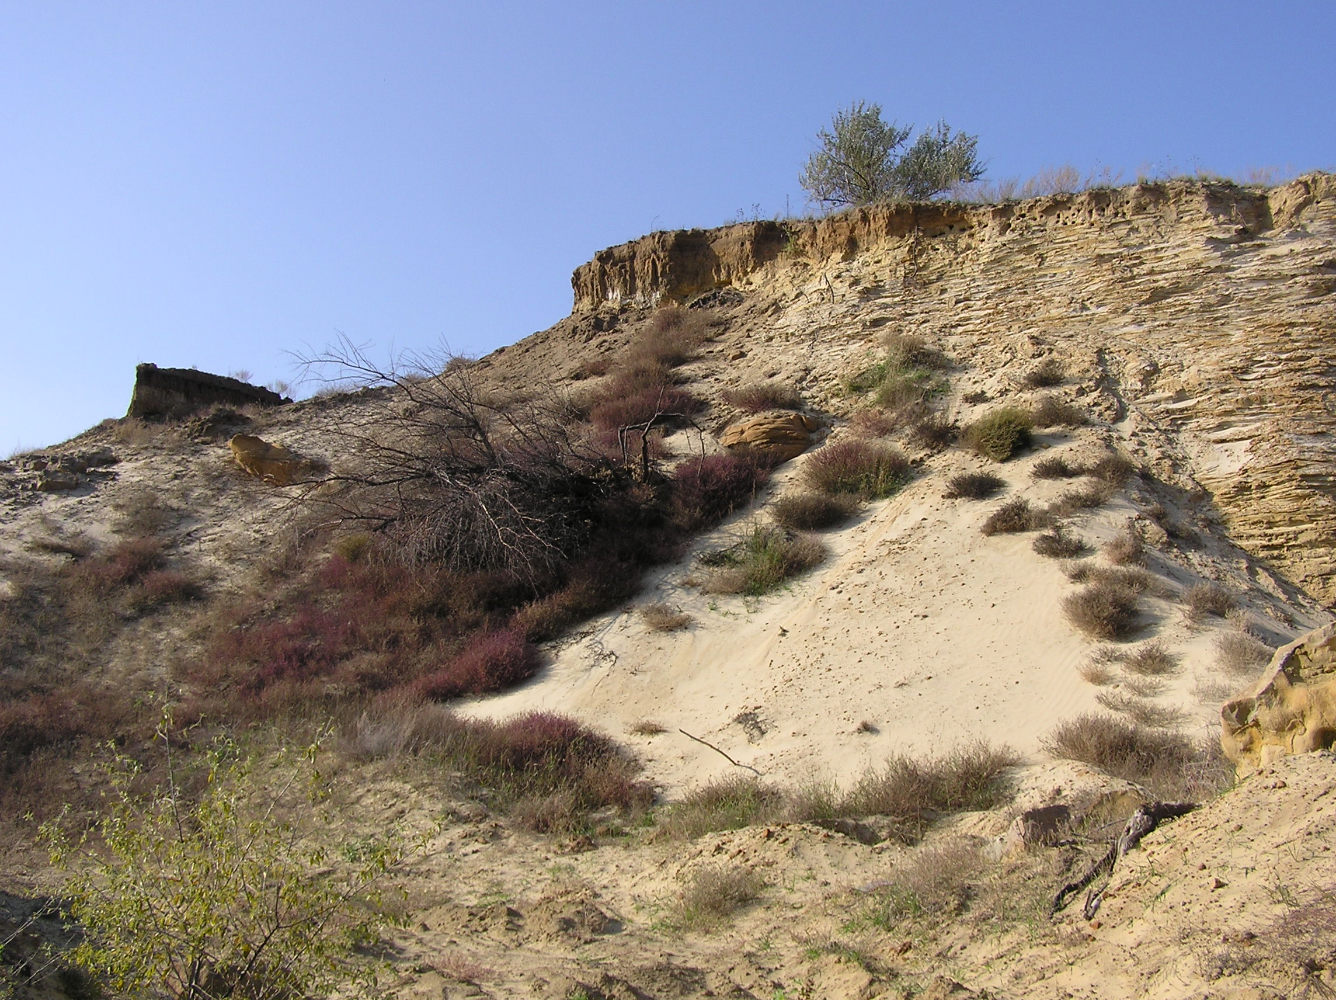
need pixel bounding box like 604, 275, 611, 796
43, 727, 402, 1000
964, 407, 1033, 461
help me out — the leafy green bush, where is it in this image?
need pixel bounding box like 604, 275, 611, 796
798, 102, 983, 207
43, 728, 402, 1000
964, 407, 1033, 461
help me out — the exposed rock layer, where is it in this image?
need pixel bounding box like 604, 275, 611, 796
571, 174, 1336, 602
127, 363, 289, 421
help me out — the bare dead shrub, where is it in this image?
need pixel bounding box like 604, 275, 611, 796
640, 603, 692, 632
803, 440, 911, 499
588, 385, 705, 432
1023, 358, 1064, 388
722, 382, 803, 412
1215, 630, 1272, 676
1104, 525, 1146, 566
1185, 582, 1237, 621
981, 498, 1049, 535
1031, 455, 1083, 479
771, 491, 860, 531
943, 471, 1004, 500
964, 407, 1033, 461
299, 338, 628, 583
1063, 578, 1141, 639
1033, 526, 1087, 558
1067, 564, 1158, 594
1029, 394, 1085, 427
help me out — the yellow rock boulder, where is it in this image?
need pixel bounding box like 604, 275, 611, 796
228, 434, 314, 486
718, 412, 819, 465
1220, 623, 1336, 773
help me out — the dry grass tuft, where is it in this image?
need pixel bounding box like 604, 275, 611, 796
771, 491, 860, 531
1185, 582, 1237, 621
1031, 455, 1083, 479
981, 498, 1050, 535
1094, 691, 1185, 729
674, 864, 766, 928
848, 409, 897, 438
1104, 525, 1146, 566
699, 526, 826, 597
1122, 641, 1180, 676
1215, 630, 1272, 676
628, 719, 668, 736
943, 471, 1005, 500
640, 603, 693, 632
722, 382, 804, 413
1063, 577, 1142, 640
1029, 394, 1085, 427
803, 440, 912, 499
1048, 479, 1117, 514
1022, 358, 1065, 388
1033, 525, 1087, 558
659, 775, 783, 839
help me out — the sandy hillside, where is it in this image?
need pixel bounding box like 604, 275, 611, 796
2, 174, 1334, 1000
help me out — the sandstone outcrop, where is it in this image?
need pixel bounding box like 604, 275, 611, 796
718, 412, 819, 464
1221, 623, 1336, 772
227, 434, 317, 486
567, 173, 1336, 602
128, 364, 290, 421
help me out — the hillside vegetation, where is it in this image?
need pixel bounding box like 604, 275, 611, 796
1, 173, 1334, 1000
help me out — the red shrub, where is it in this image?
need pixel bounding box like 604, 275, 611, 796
589, 386, 704, 432
672, 453, 768, 530
418, 628, 542, 700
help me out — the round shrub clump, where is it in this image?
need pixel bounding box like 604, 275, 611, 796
964, 407, 1033, 462
803, 439, 911, 499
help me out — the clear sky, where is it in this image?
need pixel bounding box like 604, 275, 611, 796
3, 0, 1332, 452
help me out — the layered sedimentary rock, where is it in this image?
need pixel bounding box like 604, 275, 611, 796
127, 364, 290, 420
570, 174, 1336, 603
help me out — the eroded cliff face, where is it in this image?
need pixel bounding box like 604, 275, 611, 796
569, 174, 1336, 604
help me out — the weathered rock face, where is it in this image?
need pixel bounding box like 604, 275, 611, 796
571, 222, 789, 308
228, 434, 315, 486
568, 173, 1336, 603
1221, 623, 1336, 772
127, 364, 290, 421
718, 412, 819, 464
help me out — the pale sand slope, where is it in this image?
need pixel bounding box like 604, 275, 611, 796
462, 420, 1326, 797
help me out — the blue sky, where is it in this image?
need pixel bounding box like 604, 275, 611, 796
3, 1, 1332, 452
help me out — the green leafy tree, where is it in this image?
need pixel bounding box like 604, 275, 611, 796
42, 720, 406, 1000
799, 102, 983, 207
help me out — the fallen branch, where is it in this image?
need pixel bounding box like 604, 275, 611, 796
1052, 800, 1198, 919
677, 729, 762, 776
